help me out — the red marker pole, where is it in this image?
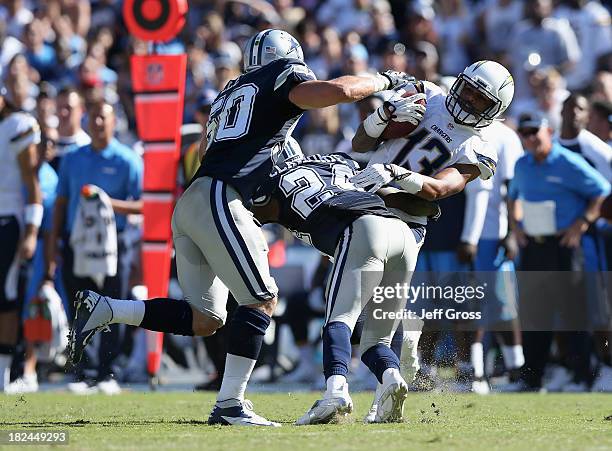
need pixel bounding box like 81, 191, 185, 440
125, 0, 188, 388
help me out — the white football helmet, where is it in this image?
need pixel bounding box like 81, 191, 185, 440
445, 60, 514, 128
243, 29, 304, 73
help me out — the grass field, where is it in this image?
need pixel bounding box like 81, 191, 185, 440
1, 392, 611, 450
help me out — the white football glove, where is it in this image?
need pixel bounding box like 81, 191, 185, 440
348, 163, 395, 193
386, 93, 426, 125
374, 70, 415, 91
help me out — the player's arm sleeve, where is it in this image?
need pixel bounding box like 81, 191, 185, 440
273, 60, 317, 105
461, 177, 492, 245
455, 138, 498, 180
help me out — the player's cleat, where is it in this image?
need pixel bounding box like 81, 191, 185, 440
68, 290, 112, 365
373, 380, 409, 423
67, 380, 99, 395
4, 374, 38, 394
208, 399, 280, 427
296, 395, 354, 425
472, 377, 491, 395
97, 378, 122, 395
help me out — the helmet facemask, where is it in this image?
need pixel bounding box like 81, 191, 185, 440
445, 74, 503, 128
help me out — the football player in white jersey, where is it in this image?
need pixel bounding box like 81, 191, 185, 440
460, 121, 525, 393
349, 60, 514, 406
0, 85, 42, 392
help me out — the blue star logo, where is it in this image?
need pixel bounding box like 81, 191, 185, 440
287, 37, 300, 56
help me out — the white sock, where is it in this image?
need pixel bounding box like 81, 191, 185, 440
471, 342, 485, 378
381, 367, 403, 387
374, 382, 383, 402
502, 345, 525, 369
325, 374, 347, 399
217, 354, 256, 402
0, 354, 12, 391
108, 299, 145, 326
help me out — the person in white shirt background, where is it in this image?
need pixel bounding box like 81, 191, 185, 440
458, 120, 525, 393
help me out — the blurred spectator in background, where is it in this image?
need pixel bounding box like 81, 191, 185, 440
508, 112, 610, 392
434, 0, 470, 76
476, 0, 524, 60
0, 0, 33, 39
588, 100, 612, 146
510, 68, 569, 131
554, 0, 611, 92
591, 71, 612, 103
46, 100, 142, 395
23, 18, 60, 83
509, 0, 580, 100
299, 106, 341, 157
308, 26, 343, 80
402, 1, 437, 48
317, 0, 372, 35
52, 86, 90, 172
380, 41, 408, 74
0, 19, 24, 79
408, 40, 441, 83
558, 94, 612, 181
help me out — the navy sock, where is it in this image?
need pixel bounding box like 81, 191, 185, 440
227, 306, 271, 360
390, 321, 403, 359
361, 344, 400, 384
140, 298, 194, 336
323, 321, 352, 379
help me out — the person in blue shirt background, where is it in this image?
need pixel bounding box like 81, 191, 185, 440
45, 99, 142, 395
507, 111, 610, 392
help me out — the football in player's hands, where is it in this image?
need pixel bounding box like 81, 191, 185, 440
381, 83, 427, 140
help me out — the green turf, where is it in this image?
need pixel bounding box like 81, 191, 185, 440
0, 392, 611, 450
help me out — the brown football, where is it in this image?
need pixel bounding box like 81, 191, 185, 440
381, 82, 426, 140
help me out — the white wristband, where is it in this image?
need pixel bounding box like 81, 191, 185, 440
389, 164, 424, 194
25, 203, 43, 228
363, 107, 389, 138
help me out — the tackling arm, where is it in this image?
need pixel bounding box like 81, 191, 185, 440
288, 71, 408, 110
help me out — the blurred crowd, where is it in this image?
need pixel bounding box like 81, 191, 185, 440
1, 0, 612, 395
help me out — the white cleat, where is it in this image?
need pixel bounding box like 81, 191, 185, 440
296, 395, 353, 425
472, 378, 491, 395
375, 381, 409, 423
364, 383, 383, 424
67, 381, 99, 395
5, 374, 38, 394
97, 378, 122, 395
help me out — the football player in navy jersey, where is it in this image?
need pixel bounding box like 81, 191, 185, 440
68, 29, 420, 426
251, 149, 437, 424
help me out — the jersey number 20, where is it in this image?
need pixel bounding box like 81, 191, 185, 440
206, 83, 258, 148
